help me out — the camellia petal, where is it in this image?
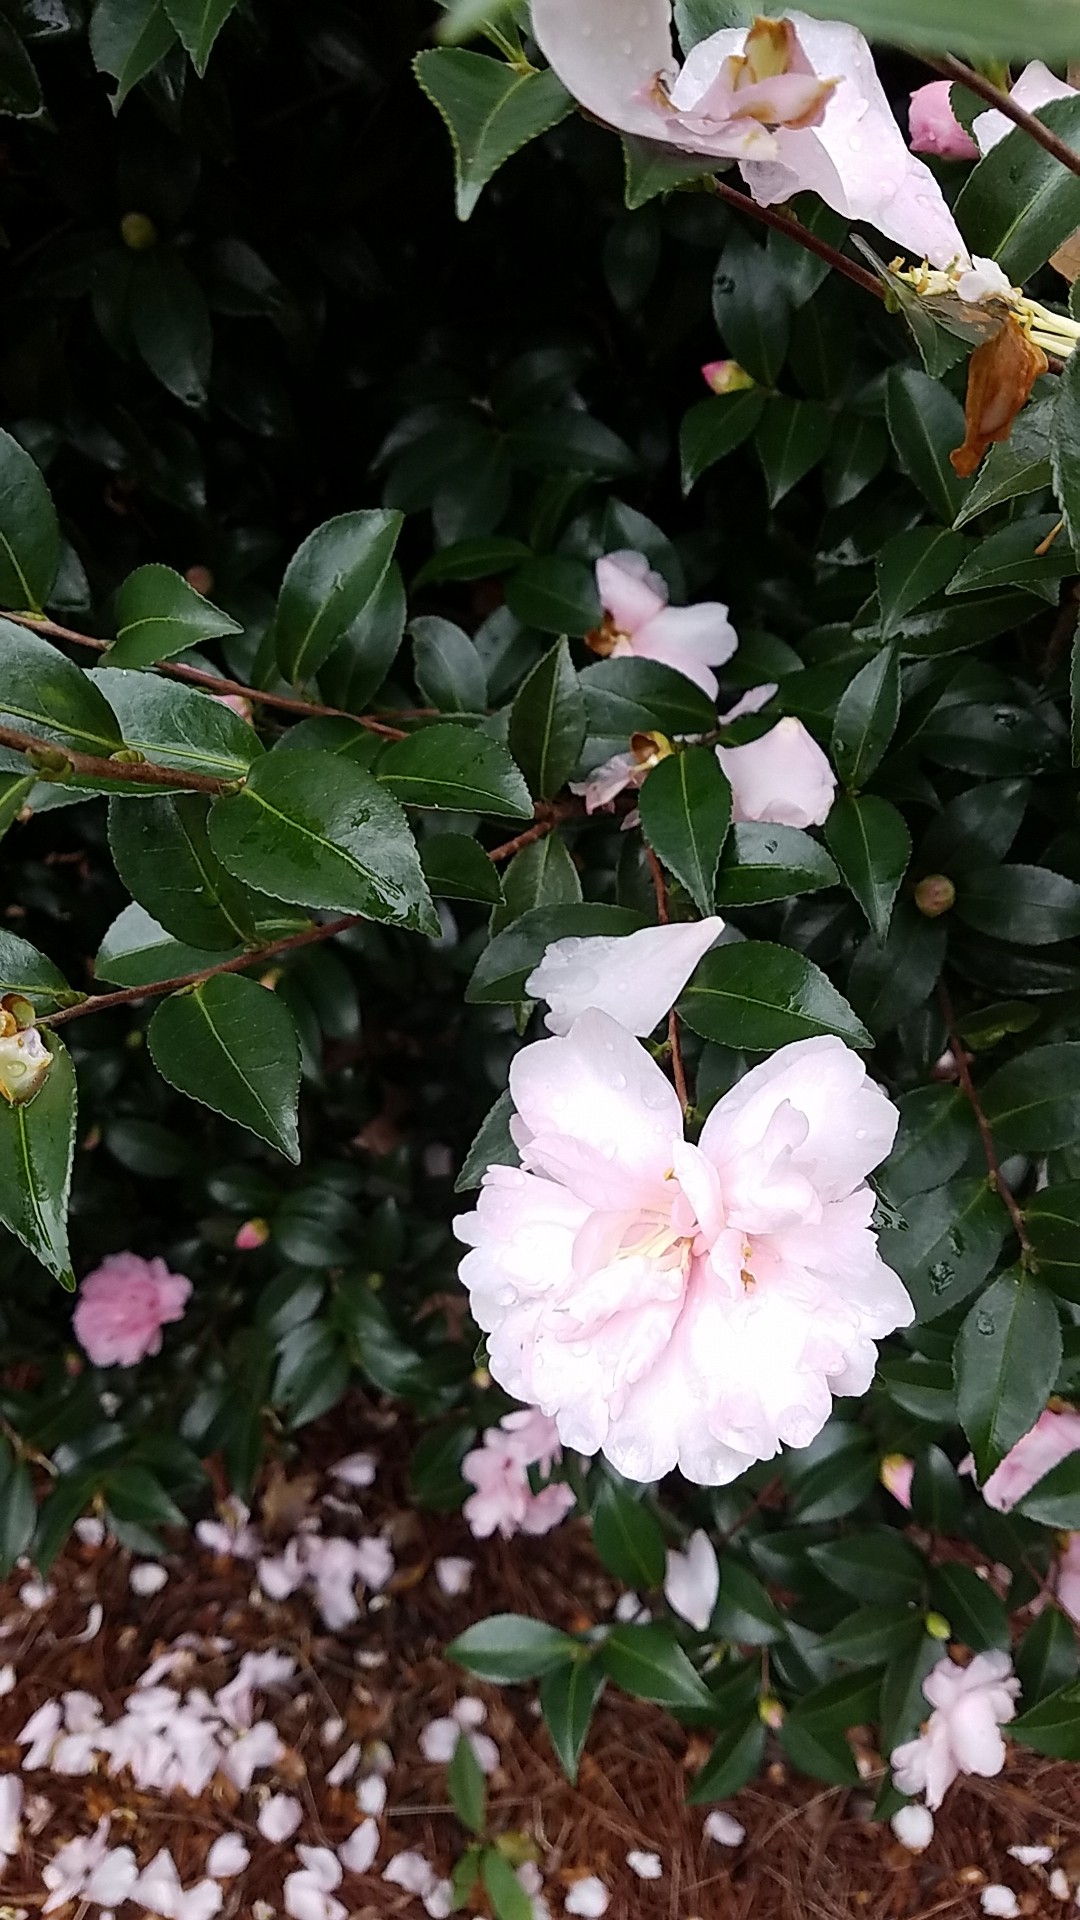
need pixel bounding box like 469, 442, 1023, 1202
716, 717, 836, 829
664, 1529, 720, 1631
631, 603, 739, 699
526, 918, 726, 1038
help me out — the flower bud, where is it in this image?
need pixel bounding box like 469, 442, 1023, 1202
0, 1020, 53, 1104
758, 1695, 784, 1729
914, 874, 956, 917
185, 564, 214, 596
120, 212, 157, 251
925, 1611, 952, 1641
701, 359, 757, 395
108, 748, 147, 766
234, 1218, 270, 1251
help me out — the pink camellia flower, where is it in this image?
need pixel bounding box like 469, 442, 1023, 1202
664, 1530, 720, 1631
590, 550, 738, 700
455, 1012, 909, 1485
526, 918, 726, 1038
72, 1252, 192, 1367
571, 689, 777, 818
462, 1406, 575, 1540
891, 1650, 1020, 1810
717, 716, 836, 829
1055, 1533, 1080, 1626
531, 2, 968, 268
908, 81, 979, 160
965, 1406, 1080, 1512
973, 61, 1076, 154
702, 360, 756, 394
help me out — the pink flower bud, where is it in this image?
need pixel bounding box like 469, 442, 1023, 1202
701, 359, 756, 395
235, 1218, 270, 1251
908, 82, 979, 160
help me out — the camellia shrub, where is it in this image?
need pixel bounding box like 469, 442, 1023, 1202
3, 0, 1080, 1838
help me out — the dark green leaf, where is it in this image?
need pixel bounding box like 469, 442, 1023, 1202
955, 864, 1080, 945
687, 1713, 765, 1803
0, 430, 61, 612
0, 930, 81, 1012
0, 17, 43, 117
509, 639, 586, 800
579, 657, 717, 736
148, 973, 301, 1161
540, 1658, 606, 1784
754, 396, 832, 506
88, 0, 177, 109
1018, 1450, 1080, 1528
455, 1089, 519, 1192
847, 906, 946, 1039
638, 747, 730, 917
930, 1561, 1010, 1651
1026, 1183, 1080, 1303
678, 940, 871, 1050
794, 0, 1080, 56
449, 1613, 579, 1682
1053, 345, 1080, 557
879, 1086, 977, 1206
275, 511, 403, 686
876, 530, 966, 640
622, 133, 719, 209
421, 833, 503, 905
879, 1176, 1007, 1322
601, 1622, 715, 1712
411, 616, 488, 714
592, 1477, 666, 1589
412, 536, 532, 588
1011, 1682, 1080, 1759
946, 516, 1074, 604
982, 1044, 1080, 1152
378, 724, 531, 818
87, 669, 260, 784
482, 1850, 533, 1920
821, 1605, 919, 1665
789, 1445, 878, 1526
1016, 1606, 1079, 1706
491, 831, 581, 932
504, 556, 601, 636
715, 1558, 784, 1644
0, 1034, 76, 1286
782, 1671, 881, 1785
680, 391, 765, 494
715, 820, 838, 906
130, 251, 212, 406
447, 1729, 486, 1835
831, 649, 900, 790
885, 368, 967, 524
0, 1444, 35, 1575
318, 564, 407, 712
825, 794, 910, 939
712, 227, 790, 387
954, 397, 1053, 528
956, 1270, 1063, 1478
109, 563, 242, 669
413, 49, 571, 220
954, 96, 1080, 283
109, 794, 257, 950
823, 412, 889, 509
0, 620, 122, 756
918, 778, 1029, 876
808, 1531, 925, 1606
209, 750, 438, 934
161, 0, 237, 73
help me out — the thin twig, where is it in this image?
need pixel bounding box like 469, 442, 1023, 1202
644, 845, 690, 1114
931, 53, 1080, 181
5, 611, 409, 741
0, 724, 232, 796
39, 917, 362, 1029
706, 177, 885, 300
937, 980, 1034, 1258
487, 799, 583, 865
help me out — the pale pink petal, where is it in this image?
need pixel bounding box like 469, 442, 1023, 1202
1055, 1534, 1080, 1625
329, 1452, 376, 1488
73, 1251, 192, 1368
663, 1529, 719, 1632
258, 1793, 303, 1843
570, 751, 643, 814
974, 61, 1075, 153
339, 1819, 380, 1875
596, 550, 670, 633
718, 683, 777, 724
531, 0, 681, 143
627, 1850, 663, 1879
435, 1555, 473, 1596
526, 919, 726, 1039
716, 717, 835, 829
978, 1410, 1080, 1513
704, 1810, 745, 1846
207, 1834, 249, 1879
908, 81, 979, 159
631, 602, 738, 698
565, 1875, 610, 1917
891, 1804, 934, 1851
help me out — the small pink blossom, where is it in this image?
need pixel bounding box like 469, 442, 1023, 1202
462, 1409, 575, 1541
908, 82, 979, 160
591, 550, 737, 699
234, 1217, 270, 1250
702, 359, 756, 394
664, 1529, 719, 1632
880, 1454, 914, 1508
527, 919, 725, 1039
456, 1015, 907, 1485
73, 1252, 191, 1367
891, 1650, 1020, 1810
969, 1408, 1080, 1512
717, 717, 836, 829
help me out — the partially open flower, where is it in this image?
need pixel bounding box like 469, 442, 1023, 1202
0, 998, 53, 1105
908, 81, 979, 160
590, 549, 738, 699
966, 1406, 1080, 1512
73, 1252, 192, 1368
890, 1650, 1019, 1810
532, 2, 967, 267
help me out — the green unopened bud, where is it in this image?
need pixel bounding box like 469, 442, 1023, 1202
494, 1832, 539, 1867
758, 1695, 784, 1729
120, 211, 157, 251
925, 1611, 952, 1641
914, 874, 956, 918
108, 747, 147, 766
27, 745, 73, 781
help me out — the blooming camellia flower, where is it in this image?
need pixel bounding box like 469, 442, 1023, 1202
590, 550, 738, 699
455, 1013, 909, 1484
663, 1529, 719, 1631
531, 2, 967, 267
891, 1650, 1020, 1809
967, 1406, 1080, 1512
526, 919, 726, 1038
717, 716, 836, 829
72, 1252, 192, 1367
907, 81, 979, 160
0, 1011, 53, 1105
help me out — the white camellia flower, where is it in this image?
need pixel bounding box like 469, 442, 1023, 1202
531, 1, 968, 267
891, 1651, 1020, 1809
456, 1011, 909, 1485
526, 918, 726, 1037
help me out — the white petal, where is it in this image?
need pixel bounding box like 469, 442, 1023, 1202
891, 1804, 934, 1851
565, 1875, 610, 1916
129, 1562, 168, 1596
207, 1834, 250, 1878
663, 1530, 719, 1633
527, 919, 725, 1039
704, 1810, 745, 1846
531, 0, 680, 141
257, 1793, 303, 1843
339, 1818, 380, 1874
626, 1849, 663, 1879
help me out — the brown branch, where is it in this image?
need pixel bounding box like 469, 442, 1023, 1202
706, 177, 885, 300
644, 845, 690, 1115
487, 798, 582, 865
937, 981, 1034, 1259
0, 724, 232, 795
931, 54, 1080, 181
5, 612, 409, 742
39, 916, 362, 1029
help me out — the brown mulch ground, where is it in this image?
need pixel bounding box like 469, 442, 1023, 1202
1, 1395, 1078, 1920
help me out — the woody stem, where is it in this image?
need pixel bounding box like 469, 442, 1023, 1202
930, 54, 1080, 181
644, 845, 691, 1115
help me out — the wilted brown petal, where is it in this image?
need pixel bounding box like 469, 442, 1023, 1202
951, 314, 1049, 478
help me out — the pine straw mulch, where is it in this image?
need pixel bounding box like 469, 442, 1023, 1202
1, 1393, 1079, 1920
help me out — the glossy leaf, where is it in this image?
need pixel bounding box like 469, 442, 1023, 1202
714, 821, 838, 906
0, 429, 61, 612
687, 1713, 765, 1803
161, 0, 238, 73
0, 620, 122, 756
87, 669, 260, 784
505, 556, 600, 636
0, 1034, 76, 1286
680, 391, 765, 494
825, 794, 910, 938
540, 1658, 607, 1784
275, 510, 403, 686
209, 750, 439, 934
876, 530, 965, 640
88, 0, 177, 109
982, 1044, 1080, 1153
600, 1622, 715, 1712
592, 1477, 666, 1589
954, 864, 1080, 945
148, 973, 301, 1161
954, 97, 1080, 283
421, 833, 503, 905
109, 563, 242, 669
886, 368, 967, 524
109, 794, 258, 951
579, 657, 716, 736
414, 48, 572, 220
712, 227, 790, 388
0, 930, 82, 1013
378, 724, 531, 818
449, 1613, 579, 1682
638, 747, 731, 918
795, 0, 1080, 57
509, 639, 586, 800
1026, 1183, 1080, 1303
956, 1270, 1063, 1479
678, 940, 871, 1050
879, 1087, 977, 1206
953, 397, 1053, 528
467, 904, 644, 1003
755, 396, 832, 506
411, 616, 488, 714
